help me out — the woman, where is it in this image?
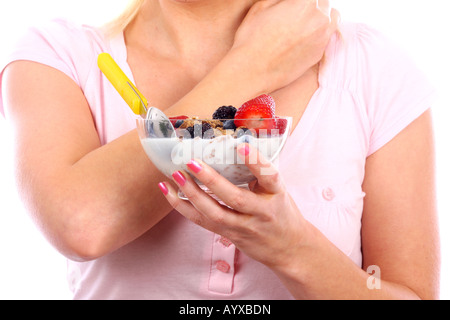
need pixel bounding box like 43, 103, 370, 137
0, 0, 440, 299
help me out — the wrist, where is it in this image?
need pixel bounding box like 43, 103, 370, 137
207, 47, 269, 105
270, 220, 323, 285
164, 48, 269, 118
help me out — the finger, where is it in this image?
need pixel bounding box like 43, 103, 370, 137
185, 159, 264, 214
329, 8, 341, 29
169, 171, 244, 229
237, 143, 284, 194
317, 0, 331, 15
158, 181, 214, 229
258, 0, 282, 8
247, 0, 280, 15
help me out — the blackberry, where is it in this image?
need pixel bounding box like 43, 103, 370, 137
202, 123, 215, 139
185, 126, 195, 138
212, 106, 237, 121
202, 122, 212, 133
184, 122, 211, 139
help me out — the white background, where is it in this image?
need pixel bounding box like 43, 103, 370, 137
0, 0, 449, 300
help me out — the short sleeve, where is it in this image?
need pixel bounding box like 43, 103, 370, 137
355, 24, 436, 157
0, 19, 100, 117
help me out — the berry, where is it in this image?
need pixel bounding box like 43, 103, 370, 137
234, 95, 276, 134
169, 115, 188, 127
174, 119, 184, 128
274, 117, 288, 135
236, 127, 252, 138
223, 119, 237, 130
185, 126, 195, 138
249, 94, 276, 115
212, 106, 237, 121
202, 122, 215, 139
202, 122, 212, 133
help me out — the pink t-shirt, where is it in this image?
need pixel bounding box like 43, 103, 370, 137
0, 19, 435, 300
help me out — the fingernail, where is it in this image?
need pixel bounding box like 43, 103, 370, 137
187, 160, 203, 174
158, 182, 169, 196
238, 145, 250, 156
172, 171, 186, 186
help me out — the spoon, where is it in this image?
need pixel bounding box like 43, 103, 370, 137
97, 53, 175, 138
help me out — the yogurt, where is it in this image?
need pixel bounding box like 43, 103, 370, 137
140, 134, 285, 185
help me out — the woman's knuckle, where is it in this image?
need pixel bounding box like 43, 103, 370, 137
192, 215, 205, 227
260, 171, 280, 187
171, 197, 184, 211
212, 213, 225, 225
270, 172, 280, 184
202, 173, 219, 188
245, 223, 260, 238
183, 189, 197, 202
229, 192, 247, 210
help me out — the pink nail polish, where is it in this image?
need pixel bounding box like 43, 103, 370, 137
187, 160, 203, 174
238, 145, 250, 156
158, 182, 169, 196
172, 171, 186, 186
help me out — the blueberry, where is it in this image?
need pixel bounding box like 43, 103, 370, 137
240, 135, 252, 144
223, 120, 237, 130
174, 119, 184, 128
236, 127, 250, 138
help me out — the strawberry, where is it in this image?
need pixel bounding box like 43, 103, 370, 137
234, 95, 276, 134
169, 115, 188, 127
250, 94, 276, 115
274, 117, 288, 135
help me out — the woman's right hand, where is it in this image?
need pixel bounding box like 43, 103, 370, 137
231, 0, 340, 93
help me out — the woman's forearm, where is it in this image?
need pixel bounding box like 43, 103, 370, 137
49, 130, 172, 261
271, 221, 422, 300
6, 51, 264, 262
165, 47, 266, 118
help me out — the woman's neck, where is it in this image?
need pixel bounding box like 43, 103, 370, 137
126, 0, 257, 61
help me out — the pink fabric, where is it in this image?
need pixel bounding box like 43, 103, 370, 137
0, 19, 435, 300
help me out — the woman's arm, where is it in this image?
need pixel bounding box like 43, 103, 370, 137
3, 0, 339, 262
3, 62, 173, 261
269, 110, 439, 300
284, 109, 440, 300
360, 109, 440, 299
160, 110, 440, 299
2, 56, 256, 262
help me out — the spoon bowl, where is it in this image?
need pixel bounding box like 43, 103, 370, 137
98, 53, 176, 138
145, 107, 176, 138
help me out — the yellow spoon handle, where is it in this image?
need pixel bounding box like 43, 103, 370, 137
97, 52, 148, 116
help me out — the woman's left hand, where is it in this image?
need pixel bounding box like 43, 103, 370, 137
158, 143, 308, 271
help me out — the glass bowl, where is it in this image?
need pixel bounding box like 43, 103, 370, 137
136, 117, 292, 201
